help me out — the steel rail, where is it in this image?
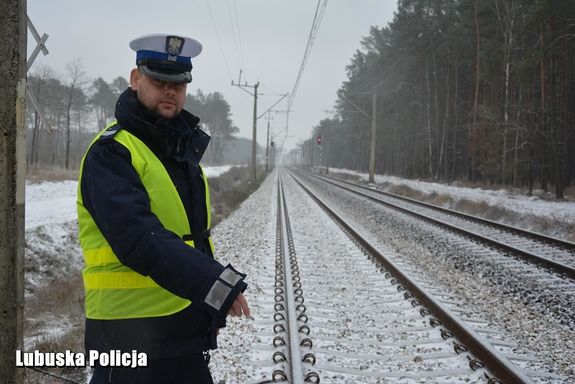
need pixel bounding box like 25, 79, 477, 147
278, 176, 305, 383
288, 170, 534, 384
271, 174, 319, 383
304, 171, 575, 280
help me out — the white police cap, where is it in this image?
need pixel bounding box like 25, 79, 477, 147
129, 34, 203, 83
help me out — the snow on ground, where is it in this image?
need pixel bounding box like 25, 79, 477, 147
210, 172, 277, 383
23, 165, 241, 296
202, 165, 240, 178
24, 166, 239, 230
24, 180, 82, 295
21, 167, 574, 382
25, 180, 78, 230
329, 167, 575, 226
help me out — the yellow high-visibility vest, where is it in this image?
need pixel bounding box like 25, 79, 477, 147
77, 122, 214, 319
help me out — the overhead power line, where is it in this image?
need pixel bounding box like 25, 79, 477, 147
206, 0, 234, 81
233, 0, 247, 76
288, 0, 328, 110
226, 0, 246, 78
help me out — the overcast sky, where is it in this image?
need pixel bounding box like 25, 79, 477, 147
27, 1, 397, 151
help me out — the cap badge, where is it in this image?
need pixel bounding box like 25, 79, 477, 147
166, 36, 184, 56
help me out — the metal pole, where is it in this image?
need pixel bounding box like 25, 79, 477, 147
271, 143, 275, 170
0, 0, 26, 382
319, 142, 322, 173
340, 91, 376, 182
310, 139, 314, 169
251, 82, 259, 182
369, 89, 377, 183
265, 117, 270, 173
231, 77, 259, 181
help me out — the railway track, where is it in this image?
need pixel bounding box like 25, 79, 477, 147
259, 170, 546, 383
302, 170, 575, 283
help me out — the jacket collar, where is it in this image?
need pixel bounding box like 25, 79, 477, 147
114, 89, 210, 164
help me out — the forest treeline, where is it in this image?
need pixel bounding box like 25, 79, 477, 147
26, 62, 240, 171
301, 0, 574, 198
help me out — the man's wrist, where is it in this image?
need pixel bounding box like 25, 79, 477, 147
204, 264, 247, 318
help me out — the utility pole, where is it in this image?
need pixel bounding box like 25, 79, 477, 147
340, 89, 378, 183
0, 0, 26, 382
310, 139, 314, 169
257, 92, 288, 172
270, 140, 275, 171
316, 134, 323, 173
369, 89, 377, 184
232, 72, 259, 182
250, 82, 258, 182
265, 114, 271, 173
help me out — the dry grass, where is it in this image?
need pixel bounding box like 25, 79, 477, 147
209, 166, 267, 226
26, 275, 84, 317
388, 184, 427, 201
452, 179, 575, 201
428, 192, 455, 207
453, 199, 493, 217
24, 364, 86, 384
24, 275, 86, 384
564, 184, 575, 199
27, 168, 79, 183
328, 171, 364, 184
23, 327, 86, 383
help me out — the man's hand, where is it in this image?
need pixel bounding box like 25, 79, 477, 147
227, 293, 250, 317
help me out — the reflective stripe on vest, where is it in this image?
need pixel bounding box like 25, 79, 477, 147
77, 122, 213, 320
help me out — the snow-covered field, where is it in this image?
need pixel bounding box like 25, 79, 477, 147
25, 165, 240, 230
329, 168, 575, 224
25, 180, 78, 230
202, 165, 238, 178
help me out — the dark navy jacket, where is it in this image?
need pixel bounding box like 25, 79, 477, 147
81, 89, 243, 357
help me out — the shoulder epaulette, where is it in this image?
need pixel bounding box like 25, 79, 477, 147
98, 124, 122, 142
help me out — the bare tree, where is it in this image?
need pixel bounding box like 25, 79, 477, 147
493, 0, 519, 185
28, 64, 56, 168
63, 58, 87, 169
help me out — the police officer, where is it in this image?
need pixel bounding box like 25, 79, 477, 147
77, 34, 250, 383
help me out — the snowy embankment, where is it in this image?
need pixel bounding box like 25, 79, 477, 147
23, 166, 239, 293
26, 180, 78, 230
202, 165, 236, 178
329, 167, 575, 241
25, 166, 236, 230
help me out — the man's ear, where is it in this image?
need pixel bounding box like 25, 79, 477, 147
129, 68, 140, 91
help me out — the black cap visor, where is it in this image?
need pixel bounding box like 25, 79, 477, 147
139, 62, 192, 83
